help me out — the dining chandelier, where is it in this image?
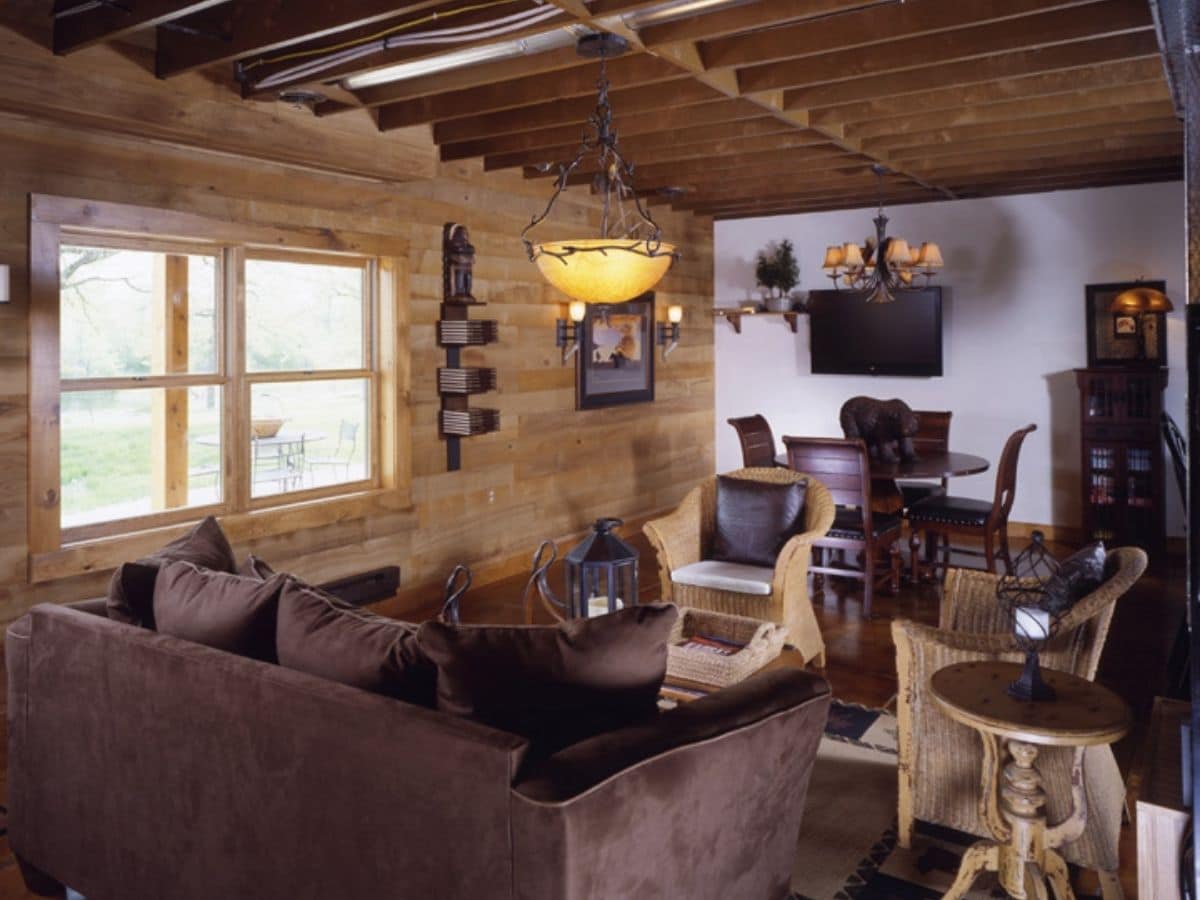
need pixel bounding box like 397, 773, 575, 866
820, 165, 943, 304
521, 32, 677, 304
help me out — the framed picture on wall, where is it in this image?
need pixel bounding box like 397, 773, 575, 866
577, 293, 656, 410
1085, 280, 1167, 367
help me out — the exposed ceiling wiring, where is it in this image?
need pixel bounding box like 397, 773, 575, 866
241, 0, 563, 90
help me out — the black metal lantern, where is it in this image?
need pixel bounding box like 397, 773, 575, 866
522, 518, 639, 621
996, 531, 1068, 702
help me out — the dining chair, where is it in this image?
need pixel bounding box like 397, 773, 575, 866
727, 414, 780, 468
905, 423, 1037, 580
307, 420, 360, 485
782, 436, 902, 618
897, 410, 953, 511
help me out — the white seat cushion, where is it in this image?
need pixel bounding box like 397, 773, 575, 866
671, 560, 774, 596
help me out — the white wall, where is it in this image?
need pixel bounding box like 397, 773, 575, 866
714, 181, 1187, 536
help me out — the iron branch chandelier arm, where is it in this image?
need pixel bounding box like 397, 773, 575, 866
521, 35, 678, 304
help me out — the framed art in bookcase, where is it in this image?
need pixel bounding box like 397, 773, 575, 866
1085, 280, 1168, 368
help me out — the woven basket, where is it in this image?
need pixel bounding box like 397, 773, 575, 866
666, 607, 789, 689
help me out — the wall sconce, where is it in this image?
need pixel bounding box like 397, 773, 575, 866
656, 304, 683, 360
556, 300, 587, 365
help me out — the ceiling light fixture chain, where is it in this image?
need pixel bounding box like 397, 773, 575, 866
521, 41, 669, 269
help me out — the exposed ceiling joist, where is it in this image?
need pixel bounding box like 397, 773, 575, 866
53, 0, 226, 55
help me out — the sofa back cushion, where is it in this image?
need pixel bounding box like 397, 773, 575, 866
417, 604, 677, 752
107, 516, 238, 629
153, 561, 285, 662
712, 475, 807, 568
276, 580, 435, 706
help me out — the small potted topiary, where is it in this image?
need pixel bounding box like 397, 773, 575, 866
754, 239, 800, 311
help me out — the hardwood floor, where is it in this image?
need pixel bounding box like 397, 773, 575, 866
0, 533, 1183, 898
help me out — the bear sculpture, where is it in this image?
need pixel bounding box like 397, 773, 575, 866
839, 396, 920, 463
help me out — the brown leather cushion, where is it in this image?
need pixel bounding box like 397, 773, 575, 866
712, 475, 807, 567
276, 579, 435, 706
906, 495, 993, 527
153, 560, 285, 662
107, 516, 238, 629
418, 604, 677, 753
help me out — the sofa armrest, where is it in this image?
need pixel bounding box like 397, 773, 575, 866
513, 668, 830, 803
65, 597, 108, 618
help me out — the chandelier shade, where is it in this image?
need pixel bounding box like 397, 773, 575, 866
522, 33, 677, 303
533, 239, 677, 304
820, 166, 942, 303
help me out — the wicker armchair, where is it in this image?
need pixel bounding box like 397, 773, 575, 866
892, 547, 1148, 898
644, 467, 836, 667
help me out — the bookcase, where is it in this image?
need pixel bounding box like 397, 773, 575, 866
1075, 368, 1168, 565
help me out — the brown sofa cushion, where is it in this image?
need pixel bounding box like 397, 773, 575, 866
417, 604, 677, 753
712, 475, 807, 567
276, 580, 435, 706
153, 561, 285, 662
238, 554, 277, 580
107, 516, 238, 629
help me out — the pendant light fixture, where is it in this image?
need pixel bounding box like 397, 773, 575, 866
820, 165, 943, 304
521, 32, 677, 304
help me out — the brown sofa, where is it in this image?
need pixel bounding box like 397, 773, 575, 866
8, 601, 831, 900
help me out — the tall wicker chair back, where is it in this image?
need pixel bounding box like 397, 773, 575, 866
726, 414, 779, 468
783, 436, 902, 618
892, 546, 1148, 900
643, 467, 835, 667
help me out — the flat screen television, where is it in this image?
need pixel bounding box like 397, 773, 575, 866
808, 287, 943, 377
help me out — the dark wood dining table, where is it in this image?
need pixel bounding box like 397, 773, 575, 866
775, 449, 990, 514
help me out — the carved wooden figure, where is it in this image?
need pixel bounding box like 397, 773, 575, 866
839, 396, 920, 463
443, 222, 476, 303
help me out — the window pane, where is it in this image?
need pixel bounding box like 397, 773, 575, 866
60, 245, 218, 379
249, 379, 369, 498
245, 259, 366, 372
61, 387, 223, 528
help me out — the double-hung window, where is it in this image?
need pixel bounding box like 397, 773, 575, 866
29, 196, 410, 580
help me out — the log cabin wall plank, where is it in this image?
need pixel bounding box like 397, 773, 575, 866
0, 23, 714, 624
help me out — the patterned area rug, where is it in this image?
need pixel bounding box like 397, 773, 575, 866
794, 700, 1098, 900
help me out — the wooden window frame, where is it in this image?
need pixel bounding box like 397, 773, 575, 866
28, 195, 412, 584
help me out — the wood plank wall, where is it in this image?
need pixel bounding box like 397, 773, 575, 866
0, 23, 715, 624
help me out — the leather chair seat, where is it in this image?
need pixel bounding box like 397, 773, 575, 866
907, 495, 992, 527
828, 508, 902, 540
898, 481, 947, 511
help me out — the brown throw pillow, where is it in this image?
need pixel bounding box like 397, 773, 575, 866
238, 554, 277, 580
1043, 541, 1107, 615
107, 516, 238, 629
712, 475, 807, 568
153, 561, 285, 662
417, 604, 677, 753
276, 580, 435, 706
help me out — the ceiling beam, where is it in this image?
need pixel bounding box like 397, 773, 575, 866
481, 118, 802, 171
431, 79, 722, 145
155, 0, 453, 78
885, 119, 1181, 163
740, 0, 1153, 94
377, 53, 686, 130
637, 0, 873, 48
785, 30, 1160, 111
812, 57, 1166, 128
53, 0, 227, 54
863, 103, 1179, 155
907, 137, 1182, 174
700, 0, 1088, 71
